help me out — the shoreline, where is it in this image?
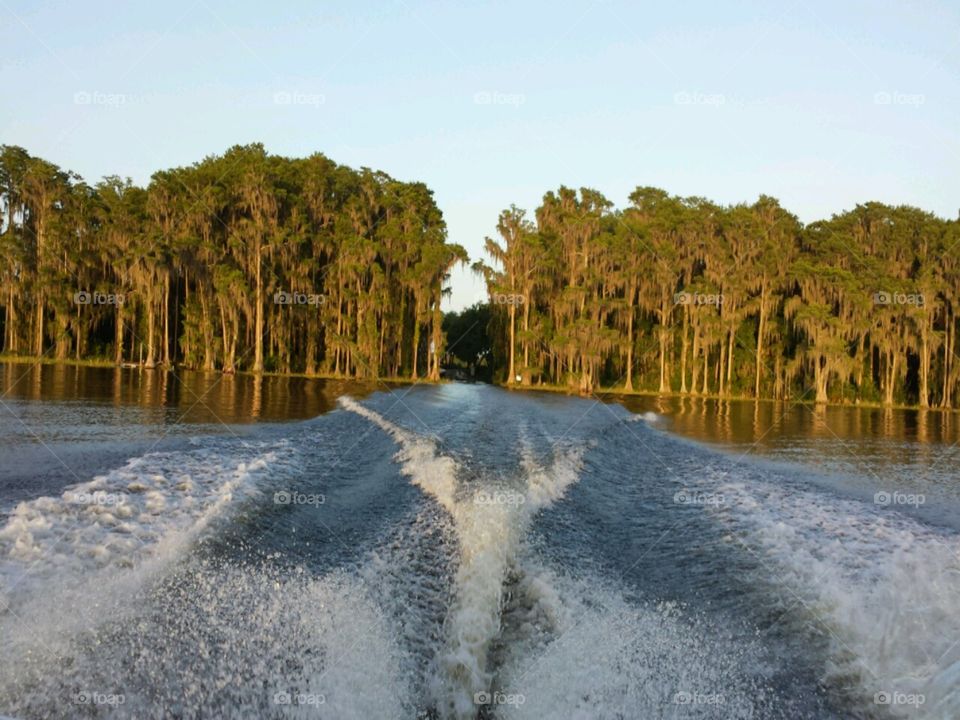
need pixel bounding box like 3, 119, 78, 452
1, 355, 951, 413
0, 355, 429, 387
494, 380, 959, 414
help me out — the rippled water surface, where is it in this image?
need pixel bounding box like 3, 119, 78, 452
1, 364, 958, 719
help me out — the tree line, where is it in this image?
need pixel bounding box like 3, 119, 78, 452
0, 144, 465, 379
477, 186, 960, 407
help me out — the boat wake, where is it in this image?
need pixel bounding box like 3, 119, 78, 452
1, 389, 954, 719
340, 397, 585, 719
0, 439, 286, 638
710, 475, 960, 717
339, 397, 779, 720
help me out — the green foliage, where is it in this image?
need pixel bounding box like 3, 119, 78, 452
481, 188, 958, 407
441, 303, 493, 380
0, 144, 465, 379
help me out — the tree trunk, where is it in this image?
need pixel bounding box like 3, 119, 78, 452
34, 292, 44, 356
718, 333, 726, 396
522, 291, 531, 385
253, 248, 264, 373
6, 286, 18, 353
162, 272, 171, 367
114, 303, 124, 364
658, 299, 670, 393
755, 286, 767, 398
145, 301, 157, 368
815, 357, 828, 403
411, 294, 421, 379
658, 330, 667, 393
942, 309, 953, 408
920, 318, 931, 408
625, 294, 635, 391
726, 325, 735, 390
34, 218, 46, 356
884, 351, 898, 406
691, 322, 701, 395
199, 285, 215, 370
217, 301, 227, 370
680, 308, 689, 394
395, 294, 406, 377
428, 292, 441, 381
701, 346, 709, 395
508, 300, 516, 384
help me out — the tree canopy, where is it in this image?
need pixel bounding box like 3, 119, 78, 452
479, 186, 960, 408
440, 302, 493, 381
0, 144, 466, 379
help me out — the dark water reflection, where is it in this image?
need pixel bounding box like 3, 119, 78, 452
0, 362, 386, 506
616, 394, 960, 448
4, 365, 959, 523
614, 394, 960, 526
0, 362, 384, 425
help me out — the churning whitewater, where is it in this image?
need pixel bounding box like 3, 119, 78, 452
339, 396, 585, 718
1, 383, 958, 719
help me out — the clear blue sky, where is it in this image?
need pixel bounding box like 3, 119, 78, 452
2, 0, 958, 309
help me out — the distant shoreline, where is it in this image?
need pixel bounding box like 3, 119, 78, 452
494, 380, 960, 414
2, 355, 952, 413
0, 355, 426, 387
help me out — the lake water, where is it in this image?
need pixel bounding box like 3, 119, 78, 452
0, 363, 957, 719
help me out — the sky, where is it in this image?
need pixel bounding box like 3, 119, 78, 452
2, 0, 958, 310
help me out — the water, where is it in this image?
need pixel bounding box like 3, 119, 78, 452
0, 364, 958, 719
0, 363, 376, 505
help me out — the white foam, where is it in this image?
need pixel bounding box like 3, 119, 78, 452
520, 444, 583, 511
339, 396, 459, 512
0, 440, 284, 638
493, 562, 770, 720
0, 560, 415, 720
624, 410, 661, 424
709, 475, 960, 717
340, 398, 586, 720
